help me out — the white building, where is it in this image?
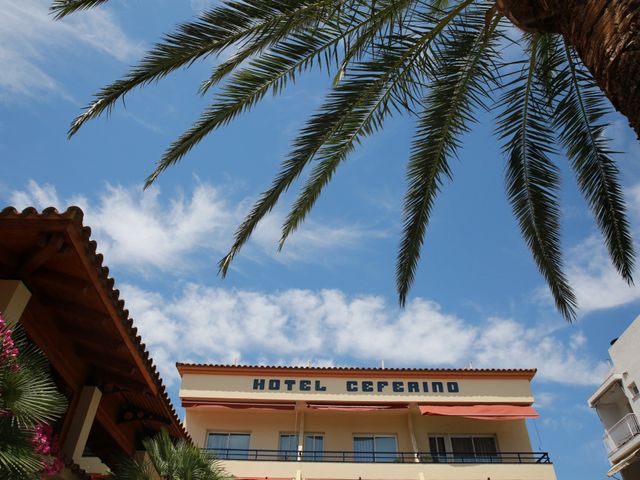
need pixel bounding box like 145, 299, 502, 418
589, 315, 640, 479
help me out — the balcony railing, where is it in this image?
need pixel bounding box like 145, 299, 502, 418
604, 413, 640, 453
203, 448, 551, 464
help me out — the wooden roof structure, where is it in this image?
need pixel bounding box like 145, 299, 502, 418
0, 206, 187, 469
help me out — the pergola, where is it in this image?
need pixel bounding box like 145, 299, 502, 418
0, 206, 187, 477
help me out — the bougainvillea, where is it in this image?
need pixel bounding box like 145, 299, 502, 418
0, 312, 67, 479
33, 424, 64, 477
0, 315, 19, 366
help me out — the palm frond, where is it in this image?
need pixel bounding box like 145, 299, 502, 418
397, 7, 500, 305
148, 0, 422, 186
497, 34, 576, 321
278, 10, 455, 248
50, 0, 109, 19
0, 418, 42, 480
0, 328, 67, 427
553, 42, 635, 283
66, 0, 351, 137
219, 0, 474, 273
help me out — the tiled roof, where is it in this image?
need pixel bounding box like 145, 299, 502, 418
0, 206, 189, 440
176, 363, 537, 378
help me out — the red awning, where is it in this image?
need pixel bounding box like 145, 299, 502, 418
182, 400, 296, 410
307, 403, 408, 412
418, 404, 538, 420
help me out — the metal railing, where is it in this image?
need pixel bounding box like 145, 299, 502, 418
203, 448, 551, 464
604, 413, 640, 453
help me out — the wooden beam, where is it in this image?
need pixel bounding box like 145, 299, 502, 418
0, 244, 19, 270
91, 368, 152, 396
43, 298, 110, 326
19, 301, 88, 388
117, 405, 171, 426
76, 346, 137, 377
17, 233, 65, 276
95, 405, 136, 457
71, 331, 124, 352
31, 268, 91, 295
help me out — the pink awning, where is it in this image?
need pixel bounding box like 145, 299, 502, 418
182, 400, 296, 410
307, 403, 408, 412
418, 404, 538, 420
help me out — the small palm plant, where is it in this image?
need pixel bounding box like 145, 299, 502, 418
0, 314, 68, 479
110, 429, 229, 480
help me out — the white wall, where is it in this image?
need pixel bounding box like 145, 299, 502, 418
609, 315, 640, 418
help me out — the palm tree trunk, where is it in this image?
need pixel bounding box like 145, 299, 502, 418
496, 0, 640, 138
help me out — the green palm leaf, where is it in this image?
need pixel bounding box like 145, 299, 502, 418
147, 0, 423, 186
54, 0, 637, 320
497, 34, 576, 320
50, 0, 110, 19
111, 429, 227, 480
279, 5, 469, 248
67, 0, 352, 137
397, 7, 500, 305
554, 42, 635, 283
220, 1, 474, 273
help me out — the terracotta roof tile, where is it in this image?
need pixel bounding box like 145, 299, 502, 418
176, 362, 537, 378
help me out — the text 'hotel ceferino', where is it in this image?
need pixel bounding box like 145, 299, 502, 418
252, 379, 461, 393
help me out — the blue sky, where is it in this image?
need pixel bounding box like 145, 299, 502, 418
2, 1, 640, 477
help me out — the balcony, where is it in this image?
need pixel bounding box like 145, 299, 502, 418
204, 449, 556, 480
204, 448, 551, 464
604, 413, 640, 454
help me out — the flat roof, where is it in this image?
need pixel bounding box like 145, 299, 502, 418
177, 363, 537, 380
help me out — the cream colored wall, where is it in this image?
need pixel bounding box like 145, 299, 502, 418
304, 409, 414, 453
180, 373, 535, 404
187, 408, 301, 450
216, 459, 557, 480
411, 411, 533, 451
187, 407, 532, 453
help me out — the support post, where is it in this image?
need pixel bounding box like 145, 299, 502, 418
61, 386, 102, 463
0, 279, 31, 326
297, 402, 305, 462
407, 409, 420, 463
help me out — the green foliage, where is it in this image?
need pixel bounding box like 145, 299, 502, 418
110, 429, 229, 480
53, 0, 636, 320
0, 325, 67, 479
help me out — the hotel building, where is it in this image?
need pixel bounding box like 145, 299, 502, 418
178, 363, 557, 480
589, 314, 640, 479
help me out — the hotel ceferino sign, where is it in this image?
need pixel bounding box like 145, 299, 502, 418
251, 378, 461, 394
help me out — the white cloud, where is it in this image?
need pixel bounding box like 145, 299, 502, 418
567, 181, 640, 315
118, 282, 607, 387
9, 180, 382, 273
566, 235, 640, 314
535, 181, 640, 316
0, 0, 142, 100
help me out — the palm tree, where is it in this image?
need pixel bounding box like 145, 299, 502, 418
50, 0, 639, 320
110, 429, 228, 480
0, 316, 67, 479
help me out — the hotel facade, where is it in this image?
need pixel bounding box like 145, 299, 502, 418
178, 363, 557, 480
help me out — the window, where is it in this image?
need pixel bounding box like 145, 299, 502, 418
278, 434, 298, 460
303, 434, 324, 461
353, 435, 397, 462
428, 436, 447, 462
629, 382, 639, 399
428, 435, 498, 463
206, 433, 250, 460
451, 436, 497, 462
